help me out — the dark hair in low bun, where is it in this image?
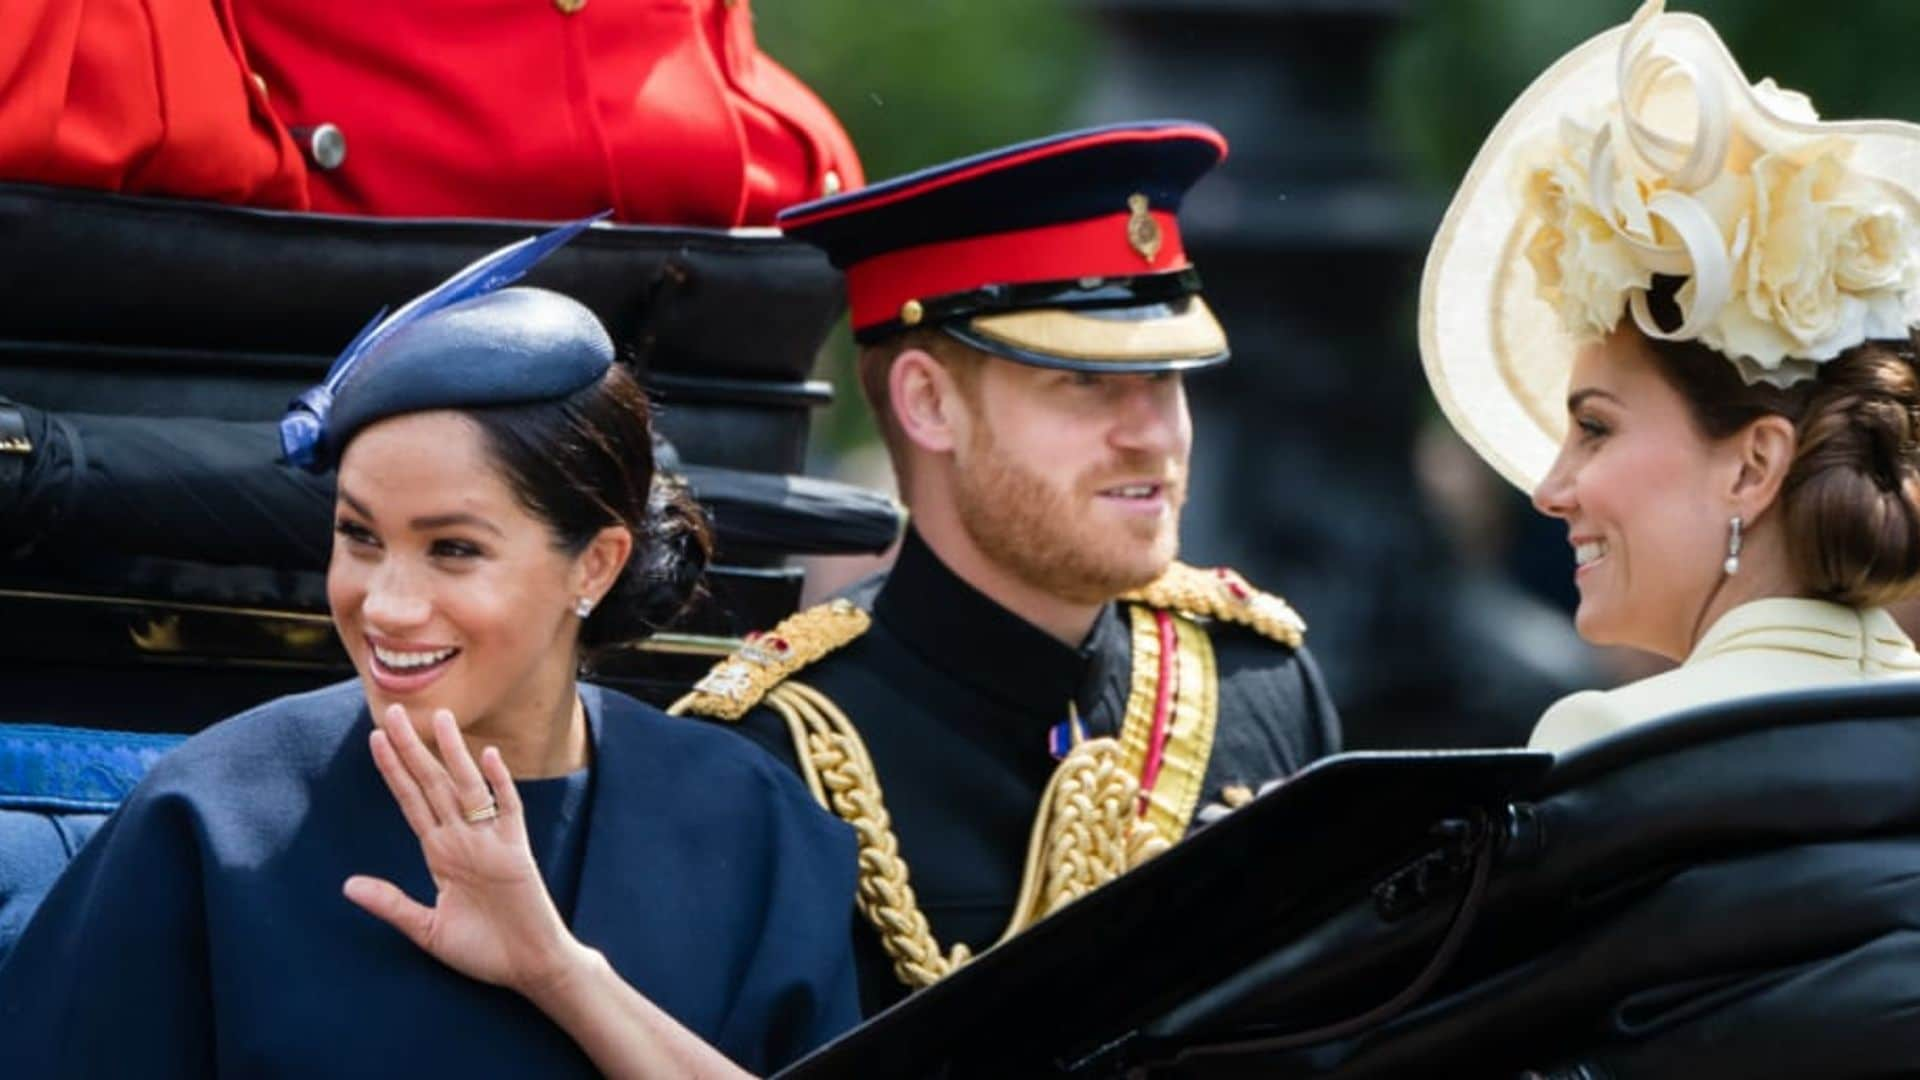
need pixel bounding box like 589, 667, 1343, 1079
618, 475, 711, 641
465, 362, 713, 655
1637, 278, 1920, 606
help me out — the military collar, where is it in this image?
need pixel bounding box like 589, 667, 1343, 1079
872, 529, 1123, 720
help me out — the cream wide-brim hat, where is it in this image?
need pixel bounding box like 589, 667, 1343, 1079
1419, 2, 1920, 492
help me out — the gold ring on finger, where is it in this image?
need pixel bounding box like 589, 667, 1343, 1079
462, 801, 500, 824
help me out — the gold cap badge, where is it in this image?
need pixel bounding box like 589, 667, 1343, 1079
1126, 193, 1162, 264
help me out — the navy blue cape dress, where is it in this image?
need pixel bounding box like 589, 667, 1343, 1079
0, 681, 860, 1076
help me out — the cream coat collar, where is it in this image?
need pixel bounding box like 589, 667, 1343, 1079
1686, 597, 1920, 675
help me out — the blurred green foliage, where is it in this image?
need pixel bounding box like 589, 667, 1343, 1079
754, 1, 1097, 190
753, 0, 1098, 455
1381, 0, 1920, 192
759, 1, 1920, 458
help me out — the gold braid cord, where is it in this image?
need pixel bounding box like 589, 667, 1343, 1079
763, 680, 973, 988
667, 593, 1210, 992
1120, 561, 1307, 649
1010, 737, 1171, 932
747, 681, 1171, 990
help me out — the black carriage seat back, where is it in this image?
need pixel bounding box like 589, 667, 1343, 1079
0, 180, 845, 474
1542, 678, 1920, 793
0, 724, 183, 964
1107, 680, 1920, 1078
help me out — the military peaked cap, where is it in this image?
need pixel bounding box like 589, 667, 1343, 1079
777, 121, 1231, 372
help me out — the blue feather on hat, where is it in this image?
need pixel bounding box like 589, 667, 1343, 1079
279, 212, 608, 469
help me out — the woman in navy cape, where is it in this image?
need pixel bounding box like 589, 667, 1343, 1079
0, 222, 860, 1077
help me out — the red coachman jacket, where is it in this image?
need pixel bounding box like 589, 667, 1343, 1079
0, 0, 861, 225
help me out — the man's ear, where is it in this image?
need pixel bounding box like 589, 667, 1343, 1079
572, 524, 635, 610
890, 347, 969, 454
1729, 414, 1796, 520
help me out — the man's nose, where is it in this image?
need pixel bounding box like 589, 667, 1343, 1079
1111, 380, 1187, 456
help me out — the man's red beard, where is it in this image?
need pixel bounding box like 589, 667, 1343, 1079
952, 427, 1185, 606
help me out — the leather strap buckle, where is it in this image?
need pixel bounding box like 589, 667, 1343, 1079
0, 402, 30, 455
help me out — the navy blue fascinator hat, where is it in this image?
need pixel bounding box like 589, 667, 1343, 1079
281, 215, 611, 471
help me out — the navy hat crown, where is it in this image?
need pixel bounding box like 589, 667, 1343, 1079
280, 214, 611, 471
777, 120, 1226, 269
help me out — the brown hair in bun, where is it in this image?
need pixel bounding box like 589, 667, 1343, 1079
1636, 277, 1920, 607
1777, 333, 1920, 606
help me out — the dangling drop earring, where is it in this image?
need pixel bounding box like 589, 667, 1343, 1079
1723, 515, 1743, 577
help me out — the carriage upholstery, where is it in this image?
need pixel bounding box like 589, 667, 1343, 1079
0, 724, 182, 964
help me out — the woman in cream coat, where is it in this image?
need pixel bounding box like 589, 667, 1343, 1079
1420, 0, 1920, 753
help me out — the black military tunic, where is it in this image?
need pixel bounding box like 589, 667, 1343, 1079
722, 529, 1341, 1014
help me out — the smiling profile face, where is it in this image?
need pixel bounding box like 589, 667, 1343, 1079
1530, 330, 1743, 659
327, 410, 587, 739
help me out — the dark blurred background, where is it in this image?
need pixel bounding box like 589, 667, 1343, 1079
757, 0, 1920, 750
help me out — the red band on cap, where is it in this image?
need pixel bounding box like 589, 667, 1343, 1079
846, 210, 1187, 333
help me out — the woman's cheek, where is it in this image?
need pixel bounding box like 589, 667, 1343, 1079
325, 562, 366, 628
443, 571, 526, 649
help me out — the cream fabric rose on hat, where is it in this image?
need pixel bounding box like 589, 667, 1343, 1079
1521, 118, 1655, 342
1730, 146, 1917, 368
1512, 17, 1919, 386
1420, 0, 1920, 490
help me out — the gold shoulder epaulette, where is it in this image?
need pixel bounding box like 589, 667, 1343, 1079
1120, 562, 1306, 649
671, 598, 871, 721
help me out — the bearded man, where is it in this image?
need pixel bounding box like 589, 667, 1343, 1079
671, 121, 1342, 1015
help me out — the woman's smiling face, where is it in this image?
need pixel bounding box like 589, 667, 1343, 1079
328, 410, 586, 739
1531, 330, 1742, 659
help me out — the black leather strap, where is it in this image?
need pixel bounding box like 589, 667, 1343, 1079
854, 267, 1205, 345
